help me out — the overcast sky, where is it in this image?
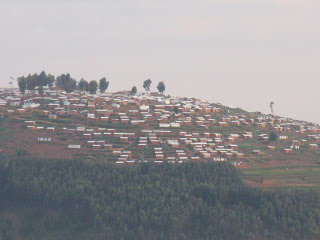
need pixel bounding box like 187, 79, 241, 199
0, 0, 319, 123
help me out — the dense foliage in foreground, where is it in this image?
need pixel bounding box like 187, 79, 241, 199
0, 160, 320, 240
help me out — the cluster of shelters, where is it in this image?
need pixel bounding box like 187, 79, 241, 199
1, 87, 320, 163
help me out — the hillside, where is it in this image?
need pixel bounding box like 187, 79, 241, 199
1, 160, 320, 240
1, 86, 320, 239
1, 87, 320, 188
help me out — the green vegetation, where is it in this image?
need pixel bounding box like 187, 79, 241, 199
173, 106, 179, 114
269, 132, 278, 142
99, 78, 109, 93
16, 71, 168, 97
131, 86, 137, 95
58, 136, 67, 141
78, 78, 89, 93
16, 72, 109, 95
143, 79, 152, 91
56, 73, 77, 93
17, 71, 55, 93
88, 80, 98, 94
0, 215, 16, 240
0, 160, 320, 240
157, 81, 165, 94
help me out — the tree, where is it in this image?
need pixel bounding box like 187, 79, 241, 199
38, 86, 44, 96
1, 159, 320, 239
88, 80, 98, 94
37, 71, 55, 87
269, 132, 278, 142
79, 79, 89, 93
26, 74, 37, 92
157, 81, 165, 94
47, 74, 55, 90
131, 86, 137, 95
56, 73, 77, 93
99, 78, 109, 93
143, 79, 152, 91
38, 71, 48, 86
17, 72, 55, 93
173, 106, 179, 115
17, 77, 27, 95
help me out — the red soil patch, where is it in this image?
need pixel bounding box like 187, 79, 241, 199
244, 178, 277, 188
235, 163, 250, 169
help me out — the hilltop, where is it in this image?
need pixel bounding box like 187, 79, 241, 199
0, 86, 320, 189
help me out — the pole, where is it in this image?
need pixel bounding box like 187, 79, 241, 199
10, 77, 14, 93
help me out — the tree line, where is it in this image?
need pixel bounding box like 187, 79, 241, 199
17, 72, 109, 95
0, 159, 320, 240
16, 71, 166, 96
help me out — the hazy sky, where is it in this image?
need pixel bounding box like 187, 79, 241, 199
1, 0, 319, 123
